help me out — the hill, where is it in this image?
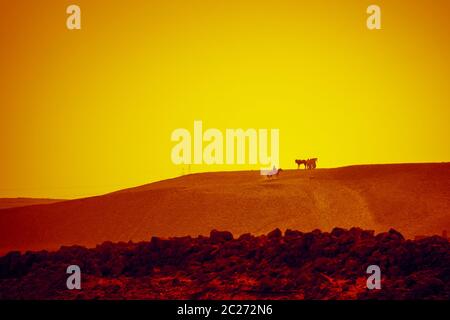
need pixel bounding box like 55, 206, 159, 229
0, 163, 449, 254
0, 198, 64, 210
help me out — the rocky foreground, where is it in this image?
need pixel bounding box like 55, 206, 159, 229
0, 228, 449, 299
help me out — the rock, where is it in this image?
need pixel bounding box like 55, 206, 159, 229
150, 236, 163, 248
361, 230, 375, 239
388, 229, 405, 241
284, 229, 303, 239
349, 227, 364, 239
350, 241, 377, 259
171, 236, 192, 247
210, 230, 233, 243
267, 228, 282, 239
331, 227, 347, 238
411, 277, 445, 297
375, 229, 405, 243
238, 233, 254, 241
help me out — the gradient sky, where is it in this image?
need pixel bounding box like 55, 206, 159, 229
0, 0, 449, 198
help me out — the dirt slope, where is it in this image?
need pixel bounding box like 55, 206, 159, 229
0, 163, 449, 254
0, 198, 64, 210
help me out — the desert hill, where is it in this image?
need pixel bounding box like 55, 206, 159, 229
0, 163, 449, 254
0, 198, 64, 210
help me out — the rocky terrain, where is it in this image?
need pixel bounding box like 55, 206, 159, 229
1, 228, 448, 300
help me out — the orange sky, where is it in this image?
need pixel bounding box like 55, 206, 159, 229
0, 0, 449, 198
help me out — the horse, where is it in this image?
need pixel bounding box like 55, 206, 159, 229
295, 159, 307, 169
306, 158, 318, 170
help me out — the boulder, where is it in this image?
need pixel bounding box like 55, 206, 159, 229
210, 230, 233, 243
267, 228, 282, 239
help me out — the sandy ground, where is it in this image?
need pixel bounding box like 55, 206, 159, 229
0, 163, 449, 254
